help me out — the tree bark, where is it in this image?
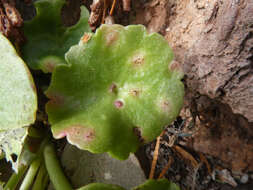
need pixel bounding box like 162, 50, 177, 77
131, 0, 253, 172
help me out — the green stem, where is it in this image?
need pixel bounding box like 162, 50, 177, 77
32, 161, 49, 190
43, 142, 73, 190
3, 165, 27, 190
20, 158, 41, 190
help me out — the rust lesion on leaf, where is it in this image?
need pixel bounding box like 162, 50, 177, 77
102, 26, 122, 46
114, 99, 124, 109
81, 33, 92, 44
56, 125, 96, 145
41, 57, 64, 73
158, 99, 172, 113
129, 88, 141, 97
44, 61, 56, 73
131, 52, 145, 67
169, 60, 183, 73
105, 30, 119, 46
46, 93, 65, 106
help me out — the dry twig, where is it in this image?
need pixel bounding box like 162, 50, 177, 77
158, 157, 173, 179
173, 145, 198, 168
109, 0, 117, 15
149, 130, 165, 179
199, 152, 212, 175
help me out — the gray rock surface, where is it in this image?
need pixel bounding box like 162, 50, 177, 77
61, 143, 146, 189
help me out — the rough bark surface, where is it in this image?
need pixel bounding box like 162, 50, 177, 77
131, 0, 253, 172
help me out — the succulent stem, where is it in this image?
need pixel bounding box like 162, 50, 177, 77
3, 165, 27, 190
32, 161, 49, 190
20, 158, 41, 190
43, 142, 73, 190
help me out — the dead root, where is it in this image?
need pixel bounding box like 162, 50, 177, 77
0, 0, 25, 48
88, 0, 131, 31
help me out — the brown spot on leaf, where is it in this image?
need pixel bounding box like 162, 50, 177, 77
44, 61, 56, 73
109, 83, 117, 93
83, 130, 95, 142
160, 99, 172, 113
56, 125, 95, 145
81, 33, 92, 44
114, 100, 124, 109
129, 89, 141, 97
132, 52, 145, 67
169, 60, 182, 73
47, 93, 65, 106
103, 27, 120, 46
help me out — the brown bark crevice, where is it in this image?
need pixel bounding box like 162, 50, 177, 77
183, 94, 253, 172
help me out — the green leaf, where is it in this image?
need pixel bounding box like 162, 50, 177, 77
77, 183, 126, 190
0, 181, 4, 188
132, 179, 180, 190
46, 24, 184, 159
0, 33, 37, 171
0, 128, 27, 171
0, 33, 37, 130
22, 0, 91, 72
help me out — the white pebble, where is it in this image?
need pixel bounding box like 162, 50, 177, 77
240, 174, 248, 184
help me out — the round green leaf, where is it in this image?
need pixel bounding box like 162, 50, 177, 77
0, 33, 37, 130
22, 0, 91, 72
78, 183, 126, 190
46, 24, 184, 159
132, 179, 180, 190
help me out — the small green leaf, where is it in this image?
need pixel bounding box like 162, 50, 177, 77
77, 183, 126, 190
77, 179, 180, 190
132, 179, 180, 190
0, 33, 37, 130
22, 0, 91, 72
0, 181, 4, 188
46, 24, 184, 159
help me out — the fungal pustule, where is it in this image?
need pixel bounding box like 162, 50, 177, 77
130, 51, 145, 67
114, 100, 124, 109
